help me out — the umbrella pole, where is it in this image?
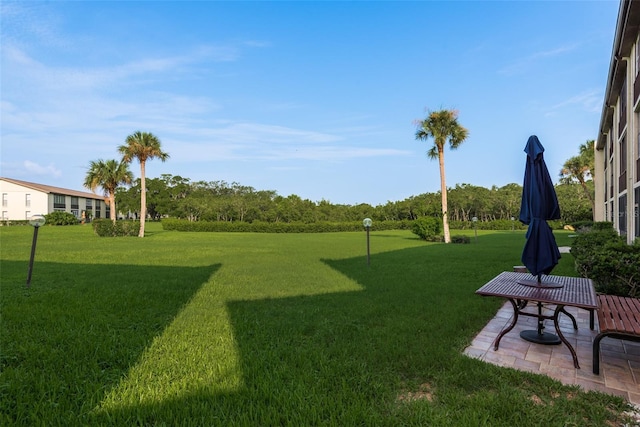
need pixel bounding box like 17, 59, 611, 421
536, 301, 544, 335
520, 274, 561, 345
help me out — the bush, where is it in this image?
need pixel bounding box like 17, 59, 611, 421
451, 235, 471, 244
411, 216, 442, 241
570, 221, 613, 234
571, 228, 640, 297
44, 211, 79, 226
161, 219, 415, 233
448, 219, 529, 231
92, 219, 140, 237
0, 220, 29, 226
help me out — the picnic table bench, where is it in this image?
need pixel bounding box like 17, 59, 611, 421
593, 294, 640, 374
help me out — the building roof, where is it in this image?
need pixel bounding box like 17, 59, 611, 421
0, 177, 108, 200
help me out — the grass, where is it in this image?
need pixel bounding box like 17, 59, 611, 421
0, 224, 632, 426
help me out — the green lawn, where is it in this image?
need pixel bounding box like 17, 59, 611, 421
0, 224, 632, 426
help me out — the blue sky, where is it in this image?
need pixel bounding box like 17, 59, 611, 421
1, 1, 618, 206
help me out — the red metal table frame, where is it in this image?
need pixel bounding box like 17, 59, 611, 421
476, 271, 597, 369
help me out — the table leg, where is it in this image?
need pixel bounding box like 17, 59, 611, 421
553, 304, 580, 369
559, 307, 578, 330
493, 298, 519, 351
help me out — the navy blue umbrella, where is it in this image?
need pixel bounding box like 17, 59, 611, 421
519, 135, 561, 286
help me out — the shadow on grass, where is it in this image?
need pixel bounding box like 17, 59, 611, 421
0, 260, 219, 425
89, 243, 522, 424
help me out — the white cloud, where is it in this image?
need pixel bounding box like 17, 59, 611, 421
499, 43, 580, 76
544, 89, 603, 116
23, 160, 62, 177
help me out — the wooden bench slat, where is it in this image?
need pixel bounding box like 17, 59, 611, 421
615, 296, 640, 334
593, 294, 640, 375
596, 295, 640, 334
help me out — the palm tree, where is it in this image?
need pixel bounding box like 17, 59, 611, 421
83, 159, 133, 222
560, 140, 595, 217
415, 109, 469, 243
118, 131, 169, 237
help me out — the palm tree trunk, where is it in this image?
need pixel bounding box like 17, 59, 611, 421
438, 147, 451, 243
139, 161, 146, 237
109, 192, 117, 223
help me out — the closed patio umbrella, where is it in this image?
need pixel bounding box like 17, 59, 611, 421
518, 135, 562, 344
519, 135, 561, 285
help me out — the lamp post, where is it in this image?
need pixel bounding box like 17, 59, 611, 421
363, 218, 372, 267
472, 216, 478, 243
26, 214, 46, 288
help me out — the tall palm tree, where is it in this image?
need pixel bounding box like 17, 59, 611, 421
560, 139, 595, 216
415, 109, 469, 243
83, 159, 133, 222
118, 131, 169, 237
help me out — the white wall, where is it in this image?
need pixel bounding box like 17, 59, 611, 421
0, 181, 48, 221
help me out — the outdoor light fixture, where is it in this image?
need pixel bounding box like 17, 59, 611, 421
26, 214, 46, 288
472, 216, 478, 243
363, 218, 372, 266
511, 216, 515, 231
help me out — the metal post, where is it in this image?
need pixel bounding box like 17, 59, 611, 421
366, 226, 370, 267
472, 216, 478, 243
26, 225, 40, 288
25, 214, 45, 289
363, 218, 372, 267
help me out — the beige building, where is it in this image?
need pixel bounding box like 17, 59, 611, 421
596, 0, 640, 243
0, 177, 109, 221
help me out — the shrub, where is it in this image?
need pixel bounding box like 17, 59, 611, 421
161, 219, 415, 233
451, 235, 470, 244
570, 220, 613, 234
571, 228, 640, 297
411, 216, 442, 241
92, 219, 140, 237
448, 219, 528, 231
0, 220, 29, 226
44, 211, 79, 226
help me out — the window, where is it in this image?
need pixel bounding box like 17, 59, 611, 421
635, 187, 639, 238
637, 35, 640, 77
620, 136, 628, 191
2, 193, 7, 207
25, 194, 31, 207
619, 194, 627, 235
86, 199, 92, 208
621, 79, 628, 130
609, 135, 614, 158
53, 194, 65, 209
610, 201, 614, 222
637, 131, 640, 183
610, 160, 615, 197
25, 211, 30, 220
71, 197, 79, 209
2, 211, 7, 220
621, 136, 628, 172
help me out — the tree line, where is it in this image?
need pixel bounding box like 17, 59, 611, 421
113, 175, 593, 225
